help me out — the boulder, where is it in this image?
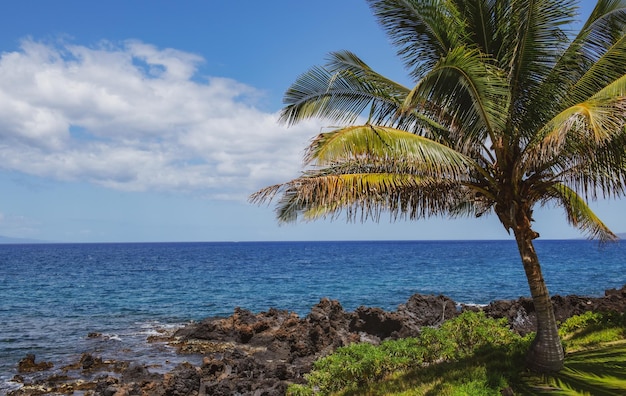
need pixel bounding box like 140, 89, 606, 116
473, 285, 626, 334
17, 354, 53, 373
162, 362, 201, 396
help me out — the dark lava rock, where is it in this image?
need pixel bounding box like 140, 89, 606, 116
170, 294, 467, 394
94, 377, 120, 396
121, 362, 162, 384
473, 284, 626, 335
395, 293, 460, 338
17, 354, 53, 373
349, 306, 403, 341
162, 362, 201, 396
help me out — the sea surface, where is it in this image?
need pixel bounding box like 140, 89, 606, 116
1, 240, 625, 391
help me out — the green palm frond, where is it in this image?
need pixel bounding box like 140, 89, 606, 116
577, 0, 626, 63
281, 51, 453, 138
554, 32, 626, 135
404, 45, 509, 146
564, 21, 626, 108
524, 73, 626, 188
325, 50, 407, 94
590, 69, 626, 102
527, 97, 626, 166
324, 50, 451, 133
280, 65, 385, 126
367, 0, 466, 79
544, 183, 616, 241
522, 1, 626, 140
505, 0, 576, 99
566, 0, 626, 100
503, 0, 577, 144
450, 0, 499, 54
280, 52, 412, 126
305, 124, 479, 181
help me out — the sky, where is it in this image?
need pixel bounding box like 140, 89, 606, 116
0, 1, 620, 243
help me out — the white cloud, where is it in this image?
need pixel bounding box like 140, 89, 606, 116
0, 38, 323, 199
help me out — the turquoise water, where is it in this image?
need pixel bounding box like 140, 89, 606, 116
1, 240, 625, 389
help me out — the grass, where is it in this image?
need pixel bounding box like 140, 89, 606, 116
520, 341, 626, 395
286, 311, 626, 395
519, 311, 626, 396
339, 347, 520, 395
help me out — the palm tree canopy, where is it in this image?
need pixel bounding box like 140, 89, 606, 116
251, 0, 626, 242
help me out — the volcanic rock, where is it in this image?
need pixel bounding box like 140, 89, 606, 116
17, 354, 53, 373
474, 284, 626, 334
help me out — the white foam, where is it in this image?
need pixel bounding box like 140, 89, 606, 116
98, 333, 122, 341
458, 302, 488, 308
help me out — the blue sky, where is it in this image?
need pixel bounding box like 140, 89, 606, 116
0, 1, 620, 243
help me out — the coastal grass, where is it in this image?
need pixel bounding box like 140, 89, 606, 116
520, 341, 626, 395
520, 311, 626, 395
287, 311, 626, 395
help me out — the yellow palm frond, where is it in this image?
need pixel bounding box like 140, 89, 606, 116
306, 125, 478, 181
250, 173, 472, 223
526, 76, 626, 168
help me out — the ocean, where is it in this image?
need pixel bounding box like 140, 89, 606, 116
1, 240, 625, 391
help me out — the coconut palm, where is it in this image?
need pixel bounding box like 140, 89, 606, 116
250, 0, 626, 372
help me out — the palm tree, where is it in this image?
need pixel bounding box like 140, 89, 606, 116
251, 0, 626, 372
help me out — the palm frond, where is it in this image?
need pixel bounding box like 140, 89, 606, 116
305, 124, 479, 181
250, 173, 471, 223
521, 1, 626, 140
280, 51, 415, 125
544, 183, 616, 241
544, 151, 626, 204
367, 0, 466, 79
280, 65, 383, 126
505, 0, 575, 91
450, 0, 499, 54
524, 73, 626, 174
325, 50, 407, 94
280, 51, 453, 137
562, 2, 626, 107
324, 51, 451, 133
403, 45, 509, 147
504, 0, 577, 137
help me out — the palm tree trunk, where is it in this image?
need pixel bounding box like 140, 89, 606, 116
513, 224, 564, 372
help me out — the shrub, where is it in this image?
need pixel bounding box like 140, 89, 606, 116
287, 384, 314, 396
438, 311, 517, 359
559, 311, 603, 336
287, 311, 522, 395
297, 341, 411, 394
559, 311, 626, 349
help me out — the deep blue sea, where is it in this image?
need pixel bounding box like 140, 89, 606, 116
1, 240, 625, 391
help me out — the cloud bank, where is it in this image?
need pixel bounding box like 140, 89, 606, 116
0, 38, 321, 199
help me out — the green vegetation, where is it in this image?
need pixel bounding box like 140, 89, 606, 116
287, 311, 626, 395
522, 341, 626, 395
252, 0, 626, 372
559, 311, 626, 351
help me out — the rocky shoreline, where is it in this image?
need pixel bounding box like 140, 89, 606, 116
8, 285, 626, 396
